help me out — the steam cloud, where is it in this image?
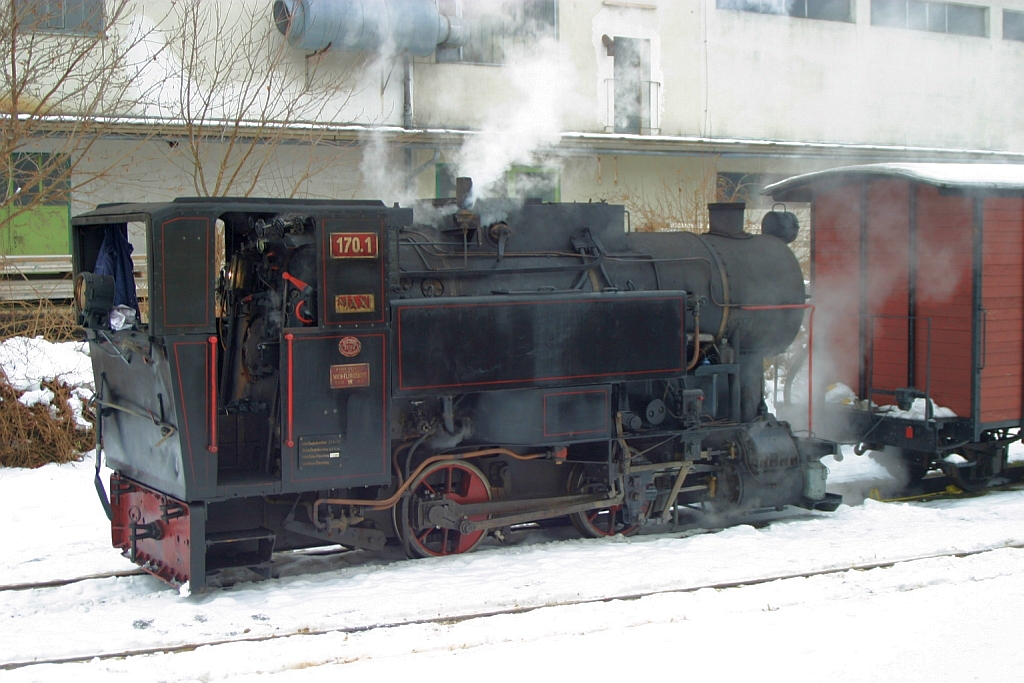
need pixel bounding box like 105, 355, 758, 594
454, 36, 580, 202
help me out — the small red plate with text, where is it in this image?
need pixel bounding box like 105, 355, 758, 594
330, 363, 370, 389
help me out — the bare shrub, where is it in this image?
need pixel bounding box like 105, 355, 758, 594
0, 300, 78, 341
0, 371, 93, 468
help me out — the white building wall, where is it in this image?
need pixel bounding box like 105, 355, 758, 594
413, 0, 1024, 153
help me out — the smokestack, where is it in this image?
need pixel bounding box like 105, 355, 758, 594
708, 203, 746, 237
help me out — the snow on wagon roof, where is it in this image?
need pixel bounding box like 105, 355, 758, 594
765, 163, 1024, 200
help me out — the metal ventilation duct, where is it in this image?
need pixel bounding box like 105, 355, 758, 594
273, 0, 464, 56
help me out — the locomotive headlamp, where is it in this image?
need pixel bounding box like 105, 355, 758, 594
74, 272, 115, 329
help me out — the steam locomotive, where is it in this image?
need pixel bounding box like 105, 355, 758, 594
73, 180, 839, 591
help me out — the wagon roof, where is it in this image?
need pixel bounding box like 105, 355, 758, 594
765, 163, 1024, 200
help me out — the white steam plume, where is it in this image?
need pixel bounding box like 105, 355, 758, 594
455, 36, 581, 201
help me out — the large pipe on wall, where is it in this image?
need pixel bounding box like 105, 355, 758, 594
273, 0, 464, 56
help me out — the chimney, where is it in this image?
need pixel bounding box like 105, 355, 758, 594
707, 202, 746, 237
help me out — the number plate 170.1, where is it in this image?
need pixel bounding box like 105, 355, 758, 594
330, 232, 378, 259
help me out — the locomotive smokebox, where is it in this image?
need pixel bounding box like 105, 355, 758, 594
708, 202, 746, 237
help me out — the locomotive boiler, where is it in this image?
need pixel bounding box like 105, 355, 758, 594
73, 181, 838, 591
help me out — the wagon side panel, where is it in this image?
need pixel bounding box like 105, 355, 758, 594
866, 179, 911, 401
913, 186, 974, 418
812, 185, 862, 394
980, 197, 1024, 425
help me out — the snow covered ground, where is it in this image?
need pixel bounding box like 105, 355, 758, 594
2, 338, 1024, 681
3, 451, 1024, 681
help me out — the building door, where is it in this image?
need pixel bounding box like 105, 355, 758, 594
613, 37, 651, 135
1, 153, 71, 255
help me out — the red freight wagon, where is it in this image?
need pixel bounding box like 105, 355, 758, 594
767, 163, 1024, 490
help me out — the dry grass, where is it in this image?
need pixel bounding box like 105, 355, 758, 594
0, 301, 98, 468
0, 300, 79, 342
0, 370, 94, 468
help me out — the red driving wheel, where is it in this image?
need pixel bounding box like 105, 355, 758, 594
402, 460, 491, 558
567, 465, 643, 538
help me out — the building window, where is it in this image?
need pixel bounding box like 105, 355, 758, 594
1, 153, 71, 255
6, 153, 71, 207
507, 166, 559, 202
1005, 9, 1024, 41
716, 0, 853, 22
716, 172, 790, 207
16, 0, 105, 34
435, 164, 559, 201
871, 0, 987, 36
436, 163, 457, 199
603, 36, 660, 135
436, 0, 557, 65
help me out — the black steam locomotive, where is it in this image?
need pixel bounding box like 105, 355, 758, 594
73, 181, 839, 591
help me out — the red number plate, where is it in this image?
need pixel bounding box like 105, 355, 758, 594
330, 232, 378, 259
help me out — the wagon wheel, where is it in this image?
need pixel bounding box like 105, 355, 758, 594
565, 465, 642, 538
399, 460, 492, 559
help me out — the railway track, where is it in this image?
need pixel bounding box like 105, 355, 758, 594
0, 568, 147, 593
5, 540, 1023, 672
0, 545, 360, 594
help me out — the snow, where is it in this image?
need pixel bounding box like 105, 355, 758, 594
0, 336, 95, 427
765, 162, 1024, 197
2, 339, 1023, 679
878, 397, 957, 419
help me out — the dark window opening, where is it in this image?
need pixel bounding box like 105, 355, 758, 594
436, 163, 457, 199
15, 0, 105, 34
871, 0, 987, 36
716, 0, 853, 23
1006, 9, 1024, 41
436, 0, 557, 66
612, 36, 653, 135
716, 172, 790, 207
508, 167, 559, 202
4, 153, 71, 207
435, 163, 559, 201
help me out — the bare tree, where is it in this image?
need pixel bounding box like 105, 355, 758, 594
154, 0, 365, 198
0, 1, 163, 250
607, 163, 726, 234
606, 164, 809, 272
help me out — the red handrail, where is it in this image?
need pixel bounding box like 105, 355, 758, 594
285, 333, 295, 448
207, 336, 218, 453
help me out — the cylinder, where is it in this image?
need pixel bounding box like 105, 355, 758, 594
273, 0, 460, 56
